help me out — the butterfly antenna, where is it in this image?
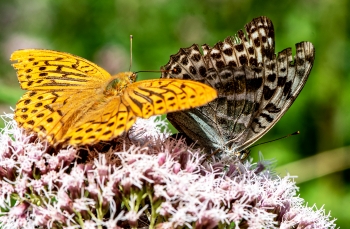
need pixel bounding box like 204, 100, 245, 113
249, 131, 300, 149
135, 69, 173, 74
129, 35, 133, 72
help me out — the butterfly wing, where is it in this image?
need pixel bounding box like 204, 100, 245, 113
16, 90, 88, 143
12, 49, 114, 146
166, 66, 264, 154
234, 41, 315, 152
60, 95, 136, 146
11, 49, 111, 90
162, 16, 315, 156
122, 79, 217, 119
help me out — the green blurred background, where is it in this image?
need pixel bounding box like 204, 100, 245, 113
0, 0, 349, 227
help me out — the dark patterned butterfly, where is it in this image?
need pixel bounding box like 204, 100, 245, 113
161, 16, 315, 159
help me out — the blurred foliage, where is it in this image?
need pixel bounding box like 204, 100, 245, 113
0, 0, 349, 227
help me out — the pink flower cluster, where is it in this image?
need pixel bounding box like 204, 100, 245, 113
0, 114, 336, 228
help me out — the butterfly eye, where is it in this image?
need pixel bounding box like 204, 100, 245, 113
129, 73, 137, 82
237, 150, 250, 161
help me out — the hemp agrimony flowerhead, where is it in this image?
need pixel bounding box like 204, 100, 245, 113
0, 114, 336, 228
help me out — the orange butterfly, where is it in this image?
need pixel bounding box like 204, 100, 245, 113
11, 49, 217, 147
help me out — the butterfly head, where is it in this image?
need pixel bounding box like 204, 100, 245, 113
236, 149, 250, 161
225, 147, 251, 161
126, 71, 137, 83
115, 71, 137, 83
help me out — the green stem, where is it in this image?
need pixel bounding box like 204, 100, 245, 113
73, 211, 85, 228
147, 188, 163, 229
